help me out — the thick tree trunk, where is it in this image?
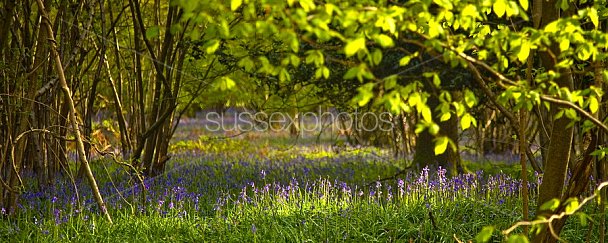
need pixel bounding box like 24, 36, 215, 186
533, 0, 575, 241
413, 93, 462, 176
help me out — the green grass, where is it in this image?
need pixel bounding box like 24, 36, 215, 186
1, 131, 605, 242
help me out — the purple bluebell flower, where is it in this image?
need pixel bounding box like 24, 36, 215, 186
398, 179, 405, 197
54, 209, 61, 225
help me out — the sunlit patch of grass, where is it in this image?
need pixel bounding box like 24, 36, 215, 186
1, 127, 603, 242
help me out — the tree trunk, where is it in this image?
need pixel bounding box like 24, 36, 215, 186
533, 0, 575, 241
413, 92, 463, 176
36, 0, 112, 223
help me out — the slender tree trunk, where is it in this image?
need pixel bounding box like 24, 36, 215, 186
107, 2, 132, 157
36, 0, 112, 223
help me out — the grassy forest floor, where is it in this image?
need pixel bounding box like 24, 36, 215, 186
0, 118, 604, 242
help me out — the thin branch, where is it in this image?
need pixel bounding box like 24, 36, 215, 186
503, 181, 608, 236
463, 55, 543, 172
540, 95, 608, 133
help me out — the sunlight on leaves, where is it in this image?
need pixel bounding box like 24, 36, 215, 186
434, 136, 448, 155
345, 37, 367, 57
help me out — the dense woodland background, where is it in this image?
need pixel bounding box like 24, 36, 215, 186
0, 0, 607, 241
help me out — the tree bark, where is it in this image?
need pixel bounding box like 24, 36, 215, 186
533, 0, 575, 241
413, 92, 463, 176
35, 0, 112, 223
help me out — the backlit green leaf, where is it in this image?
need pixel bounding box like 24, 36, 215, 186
371, 49, 383, 65
540, 198, 560, 211
434, 136, 448, 155
464, 89, 477, 107
400, 56, 412, 66
589, 8, 599, 28
204, 39, 221, 54
217, 76, 236, 91
475, 226, 495, 243
589, 96, 599, 114
506, 234, 530, 243
461, 113, 472, 130
231, 0, 242, 11
519, 0, 529, 11
518, 41, 531, 62
356, 83, 375, 106
544, 21, 558, 33
440, 112, 451, 122
421, 106, 433, 122
429, 124, 440, 135
565, 198, 579, 214
461, 5, 478, 17
493, 0, 506, 18
559, 39, 570, 52
345, 37, 366, 57
375, 34, 394, 48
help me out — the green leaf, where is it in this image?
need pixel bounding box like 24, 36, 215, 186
576, 43, 592, 61
493, 0, 506, 18
558, 0, 569, 11
354, 83, 374, 106
506, 234, 530, 243
518, 41, 531, 62
371, 49, 383, 65
440, 112, 451, 122
589, 7, 599, 28
421, 106, 433, 122
519, 0, 529, 11
279, 68, 291, 82
434, 136, 448, 155
461, 4, 478, 18
475, 226, 494, 242
217, 76, 236, 91
408, 93, 421, 107
299, 0, 316, 12
589, 96, 599, 114
231, 0, 242, 11
540, 198, 560, 211
565, 198, 579, 214
559, 39, 570, 52
428, 124, 440, 135
461, 113, 472, 130
289, 54, 300, 67
204, 39, 221, 54
344, 67, 360, 80
427, 19, 442, 38
237, 57, 255, 72
464, 89, 477, 108
375, 34, 394, 48
315, 66, 330, 79
322, 66, 330, 79
415, 124, 426, 134
433, 74, 441, 87
345, 37, 366, 57
399, 56, 412, 66
384, 75, 398, 90
544, 21, 558, 33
